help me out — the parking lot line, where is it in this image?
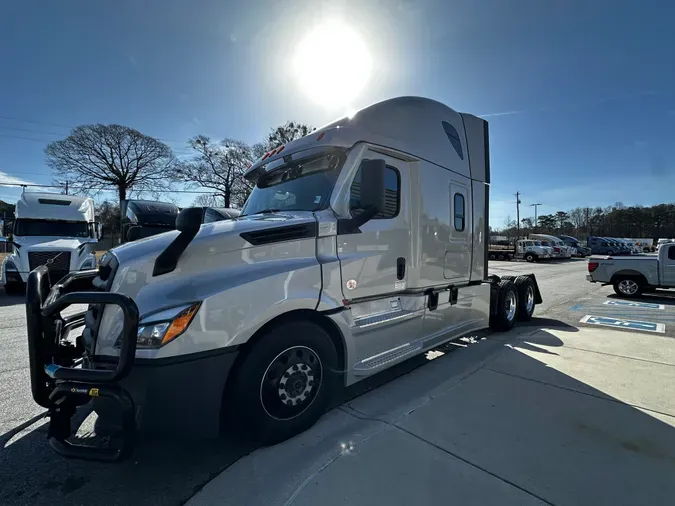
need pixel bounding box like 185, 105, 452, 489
580, 315, 666, 333
603, 300, 665, 310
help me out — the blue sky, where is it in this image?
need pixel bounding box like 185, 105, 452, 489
1, 0, 673, 228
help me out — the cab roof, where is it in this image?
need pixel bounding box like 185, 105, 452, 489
15, 192, 94, 221
245, 96, 489, 183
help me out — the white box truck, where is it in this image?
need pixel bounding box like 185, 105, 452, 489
1, 193, 100, 295
23, 97, 543, 461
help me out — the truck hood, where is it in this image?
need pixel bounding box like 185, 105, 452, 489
13, 237, 90, 251
97, 211, 320, 354
112, 210, 316, 265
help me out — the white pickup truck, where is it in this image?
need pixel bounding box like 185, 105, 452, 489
586, 243, 675, 297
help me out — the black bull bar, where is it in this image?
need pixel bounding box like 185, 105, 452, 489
25, 265, 139, 462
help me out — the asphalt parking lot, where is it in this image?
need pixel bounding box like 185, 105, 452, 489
2, 257, 674, 505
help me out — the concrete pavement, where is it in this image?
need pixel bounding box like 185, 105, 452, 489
188, 324, 675, 506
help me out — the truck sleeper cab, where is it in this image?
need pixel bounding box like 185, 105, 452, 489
24, 97, 542, 461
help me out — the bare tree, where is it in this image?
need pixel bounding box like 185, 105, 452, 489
175, 136, 253, 208
192, 194, 225, 207
45, 124, 175, 202
265, 121, 314, 148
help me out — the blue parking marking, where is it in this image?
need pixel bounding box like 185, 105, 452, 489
603, 300, 665, 310
569, 303, 584, 311
580, 315, 665, 333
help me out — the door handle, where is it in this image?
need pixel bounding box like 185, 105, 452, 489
396, 257, 406, 280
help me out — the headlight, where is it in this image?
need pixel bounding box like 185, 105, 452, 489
134, 303, 201, 349
80, 257, 96, 270
5, 261, 18, 272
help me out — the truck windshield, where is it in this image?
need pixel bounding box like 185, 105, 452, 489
241, 149, 346, 216
14, 219, 90, 238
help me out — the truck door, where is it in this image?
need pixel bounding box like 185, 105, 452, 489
661, 245, 675, 286
444, 181, 471, 281
337, 152, 423, 375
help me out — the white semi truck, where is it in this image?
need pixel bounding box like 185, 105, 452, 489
24, 97, 542, 461
1, 193, 100, 295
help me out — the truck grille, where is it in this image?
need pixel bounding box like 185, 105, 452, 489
28, 251, 71, 273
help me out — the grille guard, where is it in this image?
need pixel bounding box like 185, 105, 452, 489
26, 265, 139, 462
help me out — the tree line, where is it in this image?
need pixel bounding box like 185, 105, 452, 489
44, 121, 313, 209
497, 202, 675, 241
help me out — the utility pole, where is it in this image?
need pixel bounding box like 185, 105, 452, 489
515, 191, 521, 239
530, 203, 542, 232
65, 180, 69, 195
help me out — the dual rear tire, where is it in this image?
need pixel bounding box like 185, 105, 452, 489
491, 276, 536, 331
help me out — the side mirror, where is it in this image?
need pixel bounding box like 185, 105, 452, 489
96, 222, 103, 240
0, 219, 4, 238
357, 159, 386, 215
176, 207, 203, 234
339, 159, 387, 234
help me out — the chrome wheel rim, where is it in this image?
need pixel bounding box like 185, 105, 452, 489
526, 286, 535, 313
505, 291, 517, 321
618, 279, 638, 295
260, 346, 322, 421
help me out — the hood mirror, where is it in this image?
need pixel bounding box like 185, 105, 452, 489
176, 207, 203, 234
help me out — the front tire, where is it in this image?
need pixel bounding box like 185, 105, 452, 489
525, 253, 535, 262
613, 277, 643, 298
231, 320, 339, 445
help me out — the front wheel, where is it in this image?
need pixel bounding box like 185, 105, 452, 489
524, 253, 535, 262
230, 320, 339, 445
613, 277, 643, 298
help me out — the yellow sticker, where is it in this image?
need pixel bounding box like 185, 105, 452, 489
89, 388, 100, 397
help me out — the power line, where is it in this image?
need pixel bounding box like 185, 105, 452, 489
0, 180, 221, 194
0, 114, 193, 146
0, 114, 72, 129
0, 125, 67, 137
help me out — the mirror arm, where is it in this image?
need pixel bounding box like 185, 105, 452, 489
337, 207, 378, 235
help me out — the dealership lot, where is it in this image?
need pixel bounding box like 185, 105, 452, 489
2, 258, 675, 505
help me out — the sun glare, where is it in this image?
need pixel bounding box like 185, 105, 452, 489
292, 21, 372, 109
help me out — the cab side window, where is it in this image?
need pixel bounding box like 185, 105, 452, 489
668, 246, 675, 260
350, 163, 400, 219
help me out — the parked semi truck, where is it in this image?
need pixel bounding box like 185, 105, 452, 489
123, 200, 241, 243
587, 242, 675, 296
488, 239, 552, 262
24, 96, 543, 461
0, 193, 100, 295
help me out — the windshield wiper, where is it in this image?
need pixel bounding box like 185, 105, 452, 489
243, 208, 281, 217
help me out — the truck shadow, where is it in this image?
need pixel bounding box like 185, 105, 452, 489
0, 293, 24, 308
2, 322, 674, 506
